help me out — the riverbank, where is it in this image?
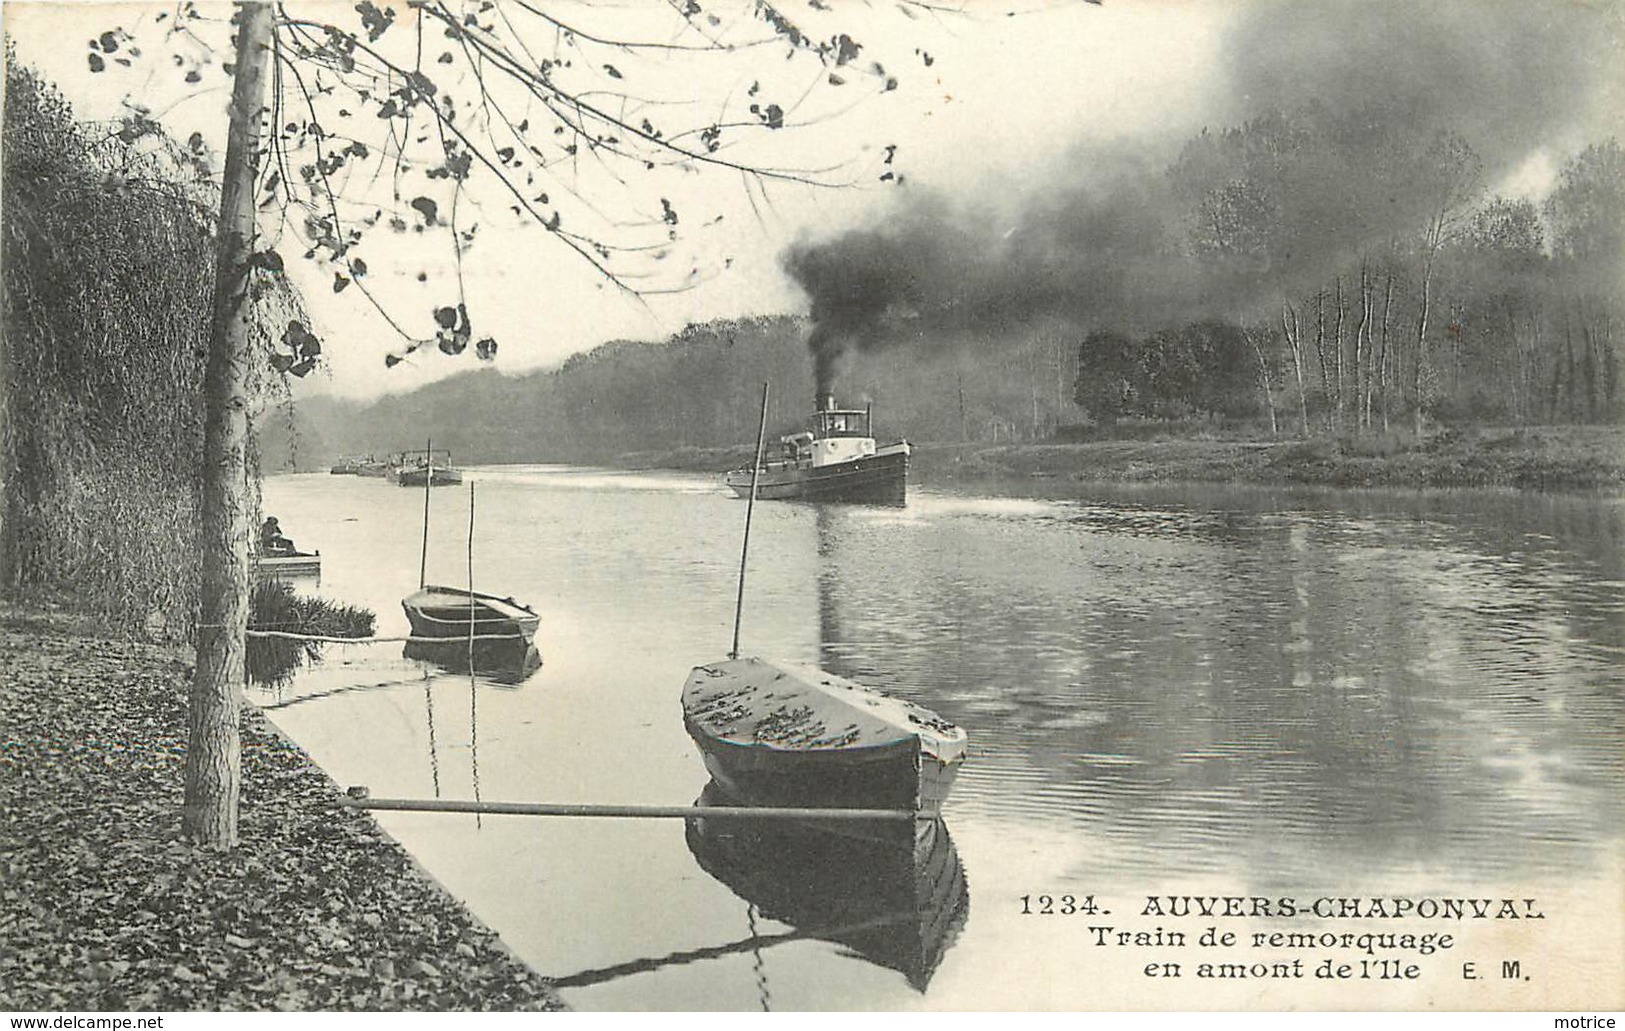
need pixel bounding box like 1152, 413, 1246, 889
0, 607, 564, 1011
614, 424, 1625, 492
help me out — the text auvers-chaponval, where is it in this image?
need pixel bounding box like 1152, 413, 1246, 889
1139, 897, 1546, 920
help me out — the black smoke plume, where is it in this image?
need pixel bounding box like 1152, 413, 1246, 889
781, 0, 1622, 397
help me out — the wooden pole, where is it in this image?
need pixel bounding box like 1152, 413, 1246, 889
341, 796, 915, 822
466, 480, 476, 666
418, 436, 432, 589
730, 382, 770, 660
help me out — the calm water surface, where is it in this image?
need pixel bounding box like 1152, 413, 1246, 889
259, 469, 1624, 1010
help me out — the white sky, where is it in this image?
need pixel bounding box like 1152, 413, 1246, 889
3, 0, 1238, 400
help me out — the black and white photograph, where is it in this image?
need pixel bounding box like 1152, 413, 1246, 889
1, 0, 1622, 1016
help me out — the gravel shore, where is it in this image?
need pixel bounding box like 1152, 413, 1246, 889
0, 607, 564, 1011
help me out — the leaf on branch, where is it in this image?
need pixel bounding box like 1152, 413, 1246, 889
660, 199, 678, 225
433, 306, 458, 329
185, 70, 202, 84
270, 353, 294, 373
438, 52, 454, 64
333, 274, 350, 293
385, 353, 403, 368
603, 65, 622, 79
88, 53, 106, 73
355, 0, 396, 42
406, 71, 437, 99
410, 197, 439, 225
475, 337, 497, 360
496, 147, 515, 164
833, 34, 860, 66
254, 250, 285, 273
828, 73, 845, 86
350, 258, 368, 277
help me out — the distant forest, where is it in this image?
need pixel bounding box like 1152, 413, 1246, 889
277, 126, 1623, 470
276, 313, 1080, 468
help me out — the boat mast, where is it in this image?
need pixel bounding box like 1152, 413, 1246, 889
730, 383, 771, 660
419, 436, 432, 589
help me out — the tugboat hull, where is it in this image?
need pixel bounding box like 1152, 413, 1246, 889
725, 446, 908, 506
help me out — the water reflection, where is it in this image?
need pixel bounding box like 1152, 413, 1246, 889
403, 637, 544, 685
258, 471, 1625, 1010
684, 784, 969, 994
809, 485, 1625, 882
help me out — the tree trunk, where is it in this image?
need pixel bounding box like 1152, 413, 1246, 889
1313, 290, 1332, 432
1414, 247, 1436, 438
1333, 275, 1346, 431
1282, 302, 1310, 437
1378, 271, 1393, 434
1246, 325, 1278, 437
1354, 262, 1371, 432
183, 0, 274, 849
0, 304, 10, 594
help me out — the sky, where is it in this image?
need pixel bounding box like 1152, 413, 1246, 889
4, 1, 1620, 401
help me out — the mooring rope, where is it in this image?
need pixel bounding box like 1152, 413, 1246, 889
240, 629, 527, 645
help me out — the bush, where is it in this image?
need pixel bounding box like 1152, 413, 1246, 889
2, 55, 299, 635
246, 580, 375, 685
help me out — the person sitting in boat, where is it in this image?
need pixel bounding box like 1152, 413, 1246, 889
259, 516, 297, 556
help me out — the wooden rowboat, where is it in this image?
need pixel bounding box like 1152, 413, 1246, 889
402, 585, 540, 643
682, 657, 967, 816
253, 550, 321, 579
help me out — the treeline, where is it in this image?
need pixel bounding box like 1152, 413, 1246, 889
289, 124, 1623, 467
281, 312, 1092, 467
1079, 122, 1623, 436
1, 57, 290, 633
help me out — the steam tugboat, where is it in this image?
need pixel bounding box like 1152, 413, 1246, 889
724, 394, 910, 506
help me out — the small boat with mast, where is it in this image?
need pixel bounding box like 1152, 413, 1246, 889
398, 439, 540, 667
724, 393, 910, 506
685, 385, 965, 816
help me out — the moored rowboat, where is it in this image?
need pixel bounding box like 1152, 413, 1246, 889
253, 550, 321, 579
402, 584, 540, 642
682, 657, 966, 815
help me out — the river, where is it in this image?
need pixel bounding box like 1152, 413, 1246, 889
258, 469, 1624, 1011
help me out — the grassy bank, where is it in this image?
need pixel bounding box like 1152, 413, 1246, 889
615, 425, 1625, 493
0, 607, 564, 1011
